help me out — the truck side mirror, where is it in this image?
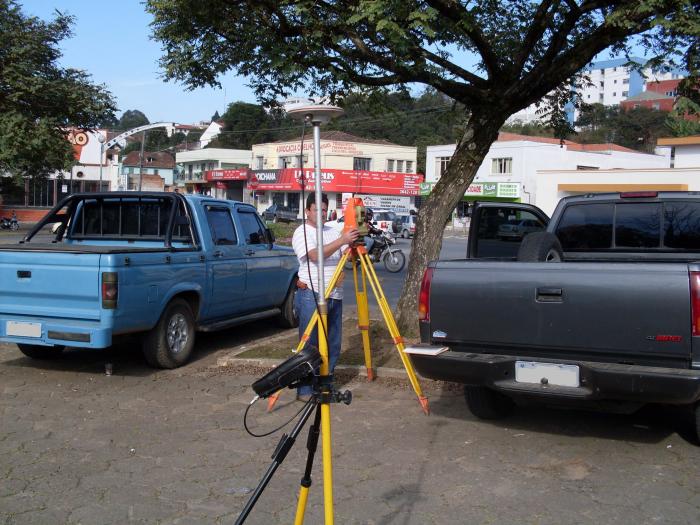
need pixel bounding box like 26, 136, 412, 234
266, 228, 275, 245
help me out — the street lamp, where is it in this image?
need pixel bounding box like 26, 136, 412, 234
97, 132, 106, 191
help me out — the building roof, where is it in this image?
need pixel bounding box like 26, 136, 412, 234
623, 91, 675, 102
268, 130, 401, 147
496, 132, 643, 154
122, 151, 175, 169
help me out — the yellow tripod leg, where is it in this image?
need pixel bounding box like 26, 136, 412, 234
267, 252, 349, 412
317, 306, 335, 525
352, 252, 375, 381
358, 253, 430, 415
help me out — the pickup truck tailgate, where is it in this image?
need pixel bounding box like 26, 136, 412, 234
429, 261, 692, 368
0, 251, 102, 320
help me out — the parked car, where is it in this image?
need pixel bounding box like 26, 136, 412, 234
0, 192, 299, 369
497, 218, 544, 240
370, 210, 396, 233
410, 192, 700, 442
262, 204, 298, 223
398, 214, 417, 238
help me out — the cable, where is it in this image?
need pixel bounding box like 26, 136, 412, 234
243, 396, 312, 438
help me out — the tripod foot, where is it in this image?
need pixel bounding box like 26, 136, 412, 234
366, 368, 376, 382
418, 396, 430, 416
267, 392, 280, 412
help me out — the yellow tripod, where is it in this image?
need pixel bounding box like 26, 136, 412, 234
268, 243, 430, 415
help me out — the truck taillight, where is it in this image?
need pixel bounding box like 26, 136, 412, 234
691, 272, 700, 336
102, 272, 118, 309
418, 267, 434, 321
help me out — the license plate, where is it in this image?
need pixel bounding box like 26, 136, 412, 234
515, 361, 580, 388
6, 321, 42, 338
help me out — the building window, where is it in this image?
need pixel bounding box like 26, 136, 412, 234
652, 103, 660, 110
154, 169, 159, 176
599, 94, 604, 102
576, 165, 599, 170
353, 157, 371, 171
612, 92, 616, 97
491, 157, 512, 175
623, 78, 629, 84
406, 160, 414, 173
278, 156, 300, 168
387, 159, 394, 172
396, 160, 404, 173
613, 67, 617, 72
255, 156, 264, 169
599, 81, 604, 87
614, 79, 618, 84
622, 91, 628, 97
436, 156, 451, 178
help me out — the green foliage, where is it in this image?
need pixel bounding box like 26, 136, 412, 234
117, 109, 150, 130
576, 103, 670, 152
207, 102, 294, 149
666, 98, 700, 136
0, 0, 116, 180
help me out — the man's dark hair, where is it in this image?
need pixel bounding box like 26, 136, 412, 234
305, 193, 329, 210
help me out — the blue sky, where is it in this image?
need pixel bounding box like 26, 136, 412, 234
21, 0, 257, 124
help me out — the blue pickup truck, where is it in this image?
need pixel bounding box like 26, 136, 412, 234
0, 192, 299, 368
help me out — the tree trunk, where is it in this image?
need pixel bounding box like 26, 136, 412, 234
395, 110, 506, 336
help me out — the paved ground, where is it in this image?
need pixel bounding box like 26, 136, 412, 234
2, 330, 700, 525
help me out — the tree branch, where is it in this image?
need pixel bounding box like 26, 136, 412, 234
424, 0, 501, 79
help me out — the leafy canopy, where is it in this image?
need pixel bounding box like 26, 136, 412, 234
0, 0, 116, 178
148, 0, 700, 114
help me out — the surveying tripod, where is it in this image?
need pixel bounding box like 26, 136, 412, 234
268, 242, 430, 415
237, 241, 429, 524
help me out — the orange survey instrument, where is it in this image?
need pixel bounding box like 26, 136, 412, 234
343, 197, 369, 237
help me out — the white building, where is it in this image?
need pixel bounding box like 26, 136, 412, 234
424, 132, 669, 215
507, 57, 684, 125
175, 148, 252, 197
198, 120, 224, 148
657, 135, 700, 168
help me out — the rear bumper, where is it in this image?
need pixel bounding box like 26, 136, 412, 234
410, 348, 700, 405
0, 315, 112, 348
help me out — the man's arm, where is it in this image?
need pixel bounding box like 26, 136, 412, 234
307, 228, 360, 262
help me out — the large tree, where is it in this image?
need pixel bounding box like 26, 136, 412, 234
0, 1, 116, 180
148, 0, 700, 333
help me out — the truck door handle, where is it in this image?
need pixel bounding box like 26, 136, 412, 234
536, 287, 563, 302
213, 251, 224, 258
245, 249, 255, 256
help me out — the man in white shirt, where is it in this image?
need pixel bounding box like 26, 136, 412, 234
292, 193, 359, 400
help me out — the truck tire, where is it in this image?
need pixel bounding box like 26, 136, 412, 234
17, 344, 65, 360
517, 232, 563, 262
278, 283, 299, 328
142, 299, 195, 369
464, 386, 514, 419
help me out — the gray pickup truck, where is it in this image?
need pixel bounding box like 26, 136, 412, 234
410, 192, 700, 442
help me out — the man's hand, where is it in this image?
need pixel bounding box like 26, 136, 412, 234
341, 227, 360, 245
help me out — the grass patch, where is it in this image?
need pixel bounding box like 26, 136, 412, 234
268, 222, 298, 246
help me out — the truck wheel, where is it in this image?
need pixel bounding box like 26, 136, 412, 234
278, 283, 299, 328
517, 232, 563, 262
401, 229, 408, 239
17, 344, 65, 360
694, 403, 700, 444
464, 386, 514, 419
142, 299, 195, 369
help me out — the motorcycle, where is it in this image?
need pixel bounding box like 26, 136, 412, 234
345, 230, 406, 273
0, 213, 19, 232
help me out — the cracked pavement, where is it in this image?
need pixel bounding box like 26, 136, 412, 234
2, 329, 700, 525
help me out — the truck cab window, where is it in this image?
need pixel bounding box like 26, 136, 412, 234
206, 206, 237, 245
556, 203, 613, 250
663, 202, 700, 250
238, 210, 267, 245
615, 203, 660, 248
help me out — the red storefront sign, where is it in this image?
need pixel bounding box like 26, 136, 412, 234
205, 169, 249, 181
248, 168, 423, 196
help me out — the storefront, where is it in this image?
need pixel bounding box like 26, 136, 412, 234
249, 167, 423, 217
420, 181, 522, 217
205, 169, 248, 201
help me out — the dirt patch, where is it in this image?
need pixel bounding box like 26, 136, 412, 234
234, 317, 415, 369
